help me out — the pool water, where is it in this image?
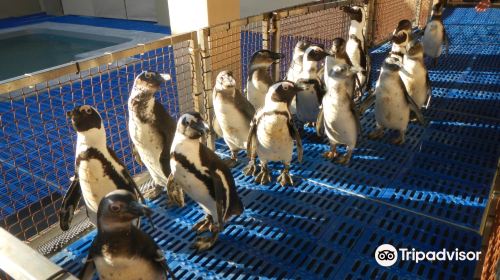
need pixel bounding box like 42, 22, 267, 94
0, 32, 128, 81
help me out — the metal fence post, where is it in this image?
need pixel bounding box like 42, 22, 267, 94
197, 28, 216, 150
365, 0, 377, 47
262, 13, 271, 50
270, 12, 281, 81
190, 31, 208, 146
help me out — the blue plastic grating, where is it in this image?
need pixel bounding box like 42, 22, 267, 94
51, 7, 498, 279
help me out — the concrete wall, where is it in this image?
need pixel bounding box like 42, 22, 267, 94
240, 0, 316, 17
0, 0, 42, 19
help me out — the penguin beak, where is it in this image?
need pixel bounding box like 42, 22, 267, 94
159, 73, 171, 82
270, 52, 284, 61
127, 201, 153, 218
191, 120, 210, 136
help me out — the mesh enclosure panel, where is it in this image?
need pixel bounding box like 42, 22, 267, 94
0, 37, 195, 241
373, 0, 419, 44
417, 0, 434, 28
208, 20, 265, 95
278, 5, 352, 79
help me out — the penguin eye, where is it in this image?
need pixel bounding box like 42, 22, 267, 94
282, 83, 289, 90
145, 72, 152, 79
85, 108, 92, 114
110, 204, 121, 213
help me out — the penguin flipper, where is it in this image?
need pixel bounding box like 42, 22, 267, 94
210, 169, 225, 232
443, 27, 450, 55
349, 98, 362, 135
59, 176, 81, 231
246, 118, 258, 159
400, 78, 427, 126
288, 119, 303, 163
425, 71, 432, 108
78, 255, 95, 280
212, 115, 223, 137
107, 147, 147, 204
131, 143, 144, 166
316, 107, 325, 137
154, 101, 177, 177
155, 249, 177, 280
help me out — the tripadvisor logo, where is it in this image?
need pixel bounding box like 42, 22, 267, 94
374, 244, 481, 267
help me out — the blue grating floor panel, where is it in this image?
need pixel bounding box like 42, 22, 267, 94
41, 6, 500, 279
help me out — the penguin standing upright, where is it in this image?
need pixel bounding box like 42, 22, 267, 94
286, 41, 310, 83
422, 0, 449, 66
79, 190, 175, 280
322, 64, 362, 164
324, 38, 354, 91
59, 105, 143, 230
390, 19, 413, 60
169, 112, 244, 250
368, 57, 426, 145
246, 81, 304, 187
212, 70, 255, 168
128, 71, 184, 207
246, 50, 283, 110
342, 5, 370, 93
295, 45, 329, 127
401, 40, 431, 109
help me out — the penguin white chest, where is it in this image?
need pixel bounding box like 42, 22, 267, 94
323, 91, 357, 147
78, 158, 119, 215
256, 116, 293, 162
94, 256, 164, 280
423, 22, 444, 58
375, 80, 410, 131
296, 84, 321, 122
346, 39, 361, 66
214, 101, 249, 150
129, 117, 166, 183
247, 75, 268, 110
401, 60, 428, 108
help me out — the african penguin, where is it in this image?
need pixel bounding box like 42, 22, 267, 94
295, 45, 328, 126
286, 41, 310, 115
246, 50, 283, 110
212, 70, 255, 168
79, 190, 175, 280
59, 105, 144, 230
390, 19, 413, 61
342, 4, 370, 92
170, 112, 244, 251
324, 38, 354, 94
246, 81, 303, 187
322, 64, 362, 165
422, 0, 449, 66
367, 57, 426, 145
401, 40, 431, 109
128, 71, 184, 208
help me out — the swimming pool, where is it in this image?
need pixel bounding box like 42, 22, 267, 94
0, 22, 168, 82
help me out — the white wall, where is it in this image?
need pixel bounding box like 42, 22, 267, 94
240, 0, 317, 17
61, 0, 158, 21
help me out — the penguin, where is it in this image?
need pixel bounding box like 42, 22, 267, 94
401, 40, 431, 109
422, 0, 449, 66
295, 45, 329, 127
342, 4, 370, 93
212, 70, 255, 168
246, 50, 283, 110
322, 64, 362, 164
59, 105, 144, 230
286, 40, 310, 83
367, 57, 426, 145
286, 40, 310, 116
128, 71, 184, 208
246, 81, 304, 187
324, 38, 355, 95
79, 190, 175, 280
169, 112, 244, 250
390, 19, 413, 61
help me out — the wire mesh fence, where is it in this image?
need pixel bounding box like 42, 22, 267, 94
372, 0, 420, 45
0, 33, 197, 241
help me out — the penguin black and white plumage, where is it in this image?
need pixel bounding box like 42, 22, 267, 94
367, 57, 426, 145
322, 64, 362, 164
246, 50, 283, 110
169, 112, 244, 250
128, 71, 184, 208
246, 81, 303, 187
401, 40, 431, 109
422, 0, 449, 66
342, 5, 370, 93
390, 19, 413, 61
59, 105, 144, 230
212, 70, 255, 167
79, 190, 175, 280
295, 45, 329, 125
324, 38, 354, 92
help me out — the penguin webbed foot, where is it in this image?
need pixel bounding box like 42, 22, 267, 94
192, 231, 219, 251
322, 151, 337, 160
367, 128, 384, 140
254, 166, 271, 185
192, 215, 213, 234
242, 159, 259, 176
166, 180, 185, 208
391, 132, 405, 145
335, 149, 352, 165
277, 169, 294, 187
